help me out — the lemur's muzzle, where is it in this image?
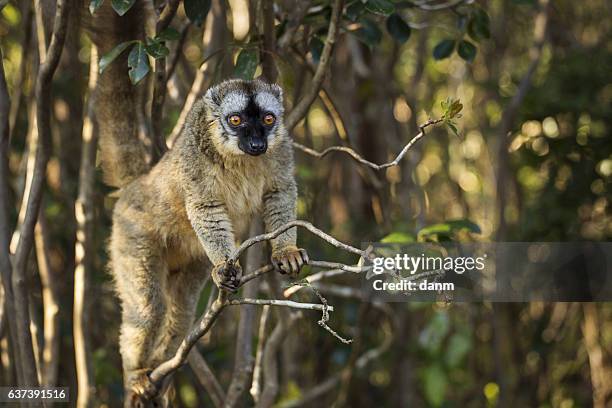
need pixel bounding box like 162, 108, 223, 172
246, 137, 267, 155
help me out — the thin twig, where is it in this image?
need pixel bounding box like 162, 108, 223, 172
165, 22, 191, 84
293, 118, 444, 171
228, 298, 332, 312
285, 0, 344, 130
277, 1, 311, 51
229, 220, 364, 264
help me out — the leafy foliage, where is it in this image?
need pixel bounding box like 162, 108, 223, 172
233, 49, 259, 80
433, 39, 456, 60
89, 0, 104, 14
457, 40, 477, 62
111, 0, 135, 16
98, 41, 134, 74
417, 219, 481, 241
351, 18, 383, 48
440, 98, 464, 138
364, 0, 395, 16
467, 8, 491, 42
184, 0, 212, 26
127, 42, 150, 84
386, 13, 411, 43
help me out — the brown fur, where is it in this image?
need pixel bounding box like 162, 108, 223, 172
86, 5, 306, 406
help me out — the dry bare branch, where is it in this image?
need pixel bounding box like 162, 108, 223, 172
74, 47, 99, 408
8, 0, 69, 388
257, 312, 301, 408
169, 0, 227, 145
150, 0, 180, 162
250, 305, 270, 404
228, 299, 332, 312
187, 350, 226, 408
277, 1, 311, 51
34, 212, 60, 386
293, 118, 444, 171
0, 45, 24, 386
285, 0, 344, 130
229, 220, 365, 263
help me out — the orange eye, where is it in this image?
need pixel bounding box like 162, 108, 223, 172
263, 114, 275, 125
228, 115, 242, 126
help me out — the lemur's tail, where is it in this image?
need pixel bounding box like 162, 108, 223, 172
85, 2, 149, 188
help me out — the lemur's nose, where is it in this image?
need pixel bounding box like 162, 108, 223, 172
249, 139, 266, 152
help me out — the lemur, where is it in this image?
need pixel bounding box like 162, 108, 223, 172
86, 3, 307, 406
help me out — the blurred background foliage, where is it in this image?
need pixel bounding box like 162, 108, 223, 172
0, 0, 611, 406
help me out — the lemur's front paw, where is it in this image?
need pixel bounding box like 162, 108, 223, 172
212, 261, 242, 293
124, 369, 160, 408
271, 247, 309, 278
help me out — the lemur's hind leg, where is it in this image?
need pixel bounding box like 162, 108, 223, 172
135, 259, 209, 407
110, 229, 168, 407
152, 258, 210, 364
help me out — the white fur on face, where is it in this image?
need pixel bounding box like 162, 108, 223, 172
220, 92, 249, 117
255, 92, 283, 117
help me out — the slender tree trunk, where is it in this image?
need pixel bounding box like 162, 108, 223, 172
73, 47, 99, 408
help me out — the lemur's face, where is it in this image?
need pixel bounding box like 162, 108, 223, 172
205, 79, 284, 157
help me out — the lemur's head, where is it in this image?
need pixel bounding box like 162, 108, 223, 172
203, 79, 285, 157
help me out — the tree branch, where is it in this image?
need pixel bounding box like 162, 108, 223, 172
9, 0, 69, 388
74, 47, 99, 408
147, 218, 364, 394
249, 305, 270, 405
229, 220, 365, 264
0, 43, 24, 388
293, 118, 444, 170
187, 350, 226, 408
285, 0, 344, 130
228, 299, 332, 312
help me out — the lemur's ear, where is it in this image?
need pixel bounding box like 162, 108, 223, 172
269, 83, 283, 101
204, 84, 222, 107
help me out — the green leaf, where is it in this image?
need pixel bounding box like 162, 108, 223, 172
458, 40, 477, 62
386, 13, 411, 44
156, 27, 180, 41
418, 219, 481, 241
351, 19, 382, 48
99, 41, 134, 74
233, 49, 258, 80
184, 0, 212, 26
145, 39, 170, 59
419, 311, 450, 352
111, 0, 135, 16
89, 0, 104, 14
345, 1, 365, 22
128, 42, 150, 84
446, 121, 460, 138
467, 8, 490, 42
442, 98, 463, 119
381, 232, 415, 244
309, 37, 324, 64
365, 0, 394, 16
445, 332, 472, 368
433, 39, 455, 60
422, 364, 448, 407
